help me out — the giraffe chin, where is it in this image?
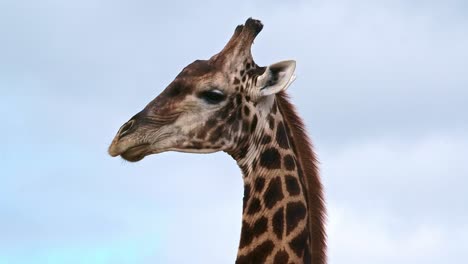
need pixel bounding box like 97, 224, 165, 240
120, 144, 151, 162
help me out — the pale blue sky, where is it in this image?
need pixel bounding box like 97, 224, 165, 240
1, 0, 467, 263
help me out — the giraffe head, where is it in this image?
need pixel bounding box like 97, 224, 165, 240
108, 18, 296, 162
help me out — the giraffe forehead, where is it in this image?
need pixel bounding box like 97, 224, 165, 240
168, 60, 242, 94
159, 69, 218, 101
177, 59, 217, 78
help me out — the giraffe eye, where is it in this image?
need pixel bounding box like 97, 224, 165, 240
199, 89, 226, 104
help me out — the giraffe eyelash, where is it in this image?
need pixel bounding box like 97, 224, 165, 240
198, 89, 226, 104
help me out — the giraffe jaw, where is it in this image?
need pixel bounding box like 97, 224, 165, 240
118, 143, 151, 162
108, 141, 151, 162
110, 144, 222, 162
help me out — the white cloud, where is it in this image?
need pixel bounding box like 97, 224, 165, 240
323, 133, 468, 263
321, 133, 468, 216
327, 203, 467, 264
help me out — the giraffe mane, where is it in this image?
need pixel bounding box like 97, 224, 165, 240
276, 91, 327, 264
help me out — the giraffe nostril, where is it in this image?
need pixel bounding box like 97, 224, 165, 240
118, 120, 135, 138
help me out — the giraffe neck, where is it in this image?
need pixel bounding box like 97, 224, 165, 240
229, 99, 312, 264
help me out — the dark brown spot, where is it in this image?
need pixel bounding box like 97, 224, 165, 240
272, 206, 284, 239
273, 249, 289, 264
285, 175, 301, 196
253, 216, 268, 235
243, 184, 251, 212
247, 198, 262, 215
259, 148, 281, 169
264, 177, 284, 209
268, 115, 275, 130
283, 154, 295, 171
254, 177, 265, 192
261, 135, 272, 144
236, 145, 249, 160
243, 105, 250, 116
236, 94, 242, 105
250, 115, 258, 132
239, 220, 253, 248
196, 128, 207, 139
242, 75, 246, 82
286, 202, 307, 234
276, 121, 289, 149
233, 77, 240, 84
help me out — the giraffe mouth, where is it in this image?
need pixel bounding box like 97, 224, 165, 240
120, 143, 151, 162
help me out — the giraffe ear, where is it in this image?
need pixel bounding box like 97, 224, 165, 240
257, 60, 296, 97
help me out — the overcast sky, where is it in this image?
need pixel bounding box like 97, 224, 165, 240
1, 0, 467, 263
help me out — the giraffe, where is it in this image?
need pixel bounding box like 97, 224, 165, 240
108, 18, 326, 264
